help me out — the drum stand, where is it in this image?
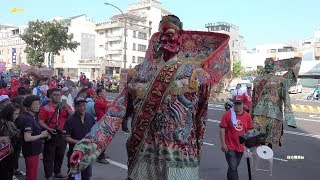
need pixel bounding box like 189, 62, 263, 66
244, 148, 253, 180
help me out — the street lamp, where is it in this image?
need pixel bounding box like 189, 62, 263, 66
104, 2, 127, 69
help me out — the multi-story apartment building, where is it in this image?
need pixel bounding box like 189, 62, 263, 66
0, 24, 28, 70
96, 13, 149, 76
314, 28, 320, 60
241, 43, 299, 71
205, 22, 245, 62
95, 0, 171, 77
127, 0, 171, 36
52, 14, 97, 79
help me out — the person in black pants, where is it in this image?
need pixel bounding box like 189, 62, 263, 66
0, 104, 21, 180
64, 97, 96, 180
38, 88, 73, 180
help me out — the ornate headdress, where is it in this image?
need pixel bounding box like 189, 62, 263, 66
147, 16, 230, 87
158, 15, 183, 32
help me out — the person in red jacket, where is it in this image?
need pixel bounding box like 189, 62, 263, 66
94, 88, 111, 121
242, 84, 253, 113
94, 87, 111, 164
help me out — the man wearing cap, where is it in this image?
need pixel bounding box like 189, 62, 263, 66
61, 87, 74, 111
64, 97, 95, 180
242, 84, 252, 113
220, 95, 254, 180
0, 95, 11, 114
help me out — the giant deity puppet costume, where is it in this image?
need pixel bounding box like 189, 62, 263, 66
69, 15, 231, 180
251, 57, 301, 148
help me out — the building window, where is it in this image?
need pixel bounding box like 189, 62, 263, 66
132, 56, 136, 63
138, 44, 147, 52
138, 57, 144, 63
133, 43, 136, 50
270, 49, 276, 53
133, 31, 136, 38
124, 42, 127, 49
138, 32, 147, 40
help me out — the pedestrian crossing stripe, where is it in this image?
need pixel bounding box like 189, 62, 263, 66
209, 103, 320, 113
291, 104, 320, 113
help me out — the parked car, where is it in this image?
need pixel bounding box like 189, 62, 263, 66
289, 83, 303, 94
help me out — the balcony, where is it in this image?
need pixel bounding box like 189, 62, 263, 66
106, 49, 123, 55
78, 59, 101, 67
95, 21, 125, 30
106, 36, 122, 42
104, 60, 122, 68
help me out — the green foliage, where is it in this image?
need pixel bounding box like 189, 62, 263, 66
256, 65, 265, 75
232, 60, 244, 77
20, 20, 79, 66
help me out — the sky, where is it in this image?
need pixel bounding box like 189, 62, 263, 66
1, 0, 320, 49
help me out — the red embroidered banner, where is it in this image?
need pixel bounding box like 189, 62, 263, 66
0, 144, 10, 161
126, 62, 181, 173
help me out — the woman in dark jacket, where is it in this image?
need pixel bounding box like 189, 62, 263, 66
21, 95, 49, 180
0, 103, 21, 180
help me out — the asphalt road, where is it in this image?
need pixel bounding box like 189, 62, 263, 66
16, 92, 320, 180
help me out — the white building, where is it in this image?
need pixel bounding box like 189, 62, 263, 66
314, 28, 320, 60
0, 25, 28, 70
205, 22, 245, 62
95, 0, 172, 77
52, 14, 98, 79
241, 43, 299, 71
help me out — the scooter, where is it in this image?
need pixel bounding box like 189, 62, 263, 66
307, 91, 319, 100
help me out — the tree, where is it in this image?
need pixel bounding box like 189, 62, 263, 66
256, 65, 265, 75
20, 20, 79, 66
232, 60, 244, 77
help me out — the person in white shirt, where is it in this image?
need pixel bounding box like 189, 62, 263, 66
61, 87, 74, 111
232, 83, 244, 98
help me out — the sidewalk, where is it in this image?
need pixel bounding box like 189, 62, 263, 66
209, 91, 231, 104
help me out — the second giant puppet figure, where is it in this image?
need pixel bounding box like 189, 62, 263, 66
251, 57, 301, 148
69, 15, 230, 179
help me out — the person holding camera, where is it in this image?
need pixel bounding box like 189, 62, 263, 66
64, 97, 96, 180
38, 88, 73, 180
220, 95, 254, 180
21, 95, 49, 180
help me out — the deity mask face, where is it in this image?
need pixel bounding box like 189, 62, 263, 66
158, 15, 182, 61
264, 58, 275, 73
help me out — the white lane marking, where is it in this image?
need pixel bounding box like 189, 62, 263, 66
207, 119, 320, 139
273, 157, 288, 162
296, 117, 320, 123
309, 115, 320, 119
283, 130, 320, 139
208, 107, 224, 111
107, 158, 128, 170
203, 142, 215, 146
